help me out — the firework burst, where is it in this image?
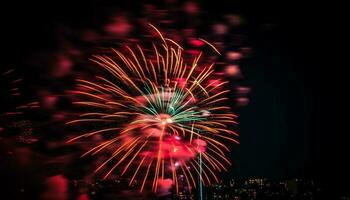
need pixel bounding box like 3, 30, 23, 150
66, 24, 239, 193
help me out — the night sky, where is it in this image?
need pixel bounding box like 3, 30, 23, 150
0, 0, 346, 198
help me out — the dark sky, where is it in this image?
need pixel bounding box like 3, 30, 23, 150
0, 0, 346, 195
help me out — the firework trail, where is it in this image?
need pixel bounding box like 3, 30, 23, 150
66, 24, 239, 193
0, 69, 39, 144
